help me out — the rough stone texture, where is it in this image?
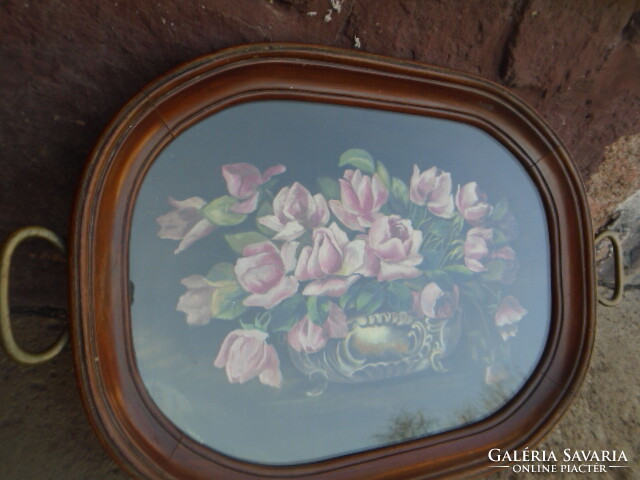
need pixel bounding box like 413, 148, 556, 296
598, 190, 640, 289
502, 0, 640, 178
1, 1, 639, 478
588, 134, 640, 231
1, 0, 639, 248
0, 314, 125, 480
588, 134, 640, 289
489, 290, 640, 480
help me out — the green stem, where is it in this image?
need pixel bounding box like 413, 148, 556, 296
469, 297, 493, 346
262, 188, 275, 203
255, 311, 272, 330
418, 213, 431, 229
437, 222, 458, 269
483, 282, 502, 303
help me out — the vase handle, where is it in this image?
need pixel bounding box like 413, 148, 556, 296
0, 226, 68, 364
595, 231, 625, 307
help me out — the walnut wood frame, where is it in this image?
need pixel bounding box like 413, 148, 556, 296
70, 44, 595, 480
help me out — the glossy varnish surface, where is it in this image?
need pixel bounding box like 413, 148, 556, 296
70, 44, 595, 479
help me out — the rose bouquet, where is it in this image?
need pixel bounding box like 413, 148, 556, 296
157, 149, 527, 390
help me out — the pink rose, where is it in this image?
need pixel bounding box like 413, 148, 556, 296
365, 215, 423, 281
411, 290, 423, 316
214, 329, 282, 388
419, 282, 459, 319
295, 223, 368, 296
409, 165, 454, 218
176, 275, 216, 325
222, 163, 286, 214
287, 315, 326, 353
156, 197, 216, 254
287, 303, 348, 353
463, 228, 515, 273
322, 302, 349, 338
463, 228, 492, 272
258, 182, 329, 240
456, 182, 493, 225
329, 169, 388, 232
234, 241, 299, 309
495, 296, 527, 341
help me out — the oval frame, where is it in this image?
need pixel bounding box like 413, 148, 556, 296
70, 44, 595, 480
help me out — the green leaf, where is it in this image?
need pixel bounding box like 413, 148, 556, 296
481, 260, 507, 282
317, 176, 341, 200
338, 282, 361, 310
206, 263, 237, 284
425, 270, 454, 290
261, 176, 281, 193
461, 281, 486, 303
360, 295, 385, 316
386, 281, 413, 312
338, 148, 375, 174
390, 177, 410, 211
355, 290, 375, 311
443, 264, 474, 276
271, 296, 306, 332
451, 212, 465, 236
422, 249, 445, 269
307, 296, 320, 324
224, 231, 269, 254
339, 295, 349, 309
318, 297, 331, 315
201, 195, 247, 226
210, 281, 247, 320
256, 200, 273, 216
427, 218, 452, 238
447, 244, 464, 261
492, 228, 508, 248
255, 201, 276, 236
354, 283, 385, 315
491, 198, 509, 222
376, 161, 391, 190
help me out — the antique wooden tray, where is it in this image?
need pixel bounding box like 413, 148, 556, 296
2, 44, 610, 479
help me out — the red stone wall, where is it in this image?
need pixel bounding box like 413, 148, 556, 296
1, 1, 638, 243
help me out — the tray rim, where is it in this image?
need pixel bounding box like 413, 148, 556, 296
69, 43, 595, 480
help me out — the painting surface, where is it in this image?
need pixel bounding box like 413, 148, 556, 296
130, 100, 550, 464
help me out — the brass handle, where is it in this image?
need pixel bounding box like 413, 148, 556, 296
0, 226, 69, 364
595, 231, 624, 307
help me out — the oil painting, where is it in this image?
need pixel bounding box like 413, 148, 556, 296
129, 100, 550, 464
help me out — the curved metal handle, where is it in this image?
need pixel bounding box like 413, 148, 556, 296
595, 231, 625, 307
0, 226, 69, 364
